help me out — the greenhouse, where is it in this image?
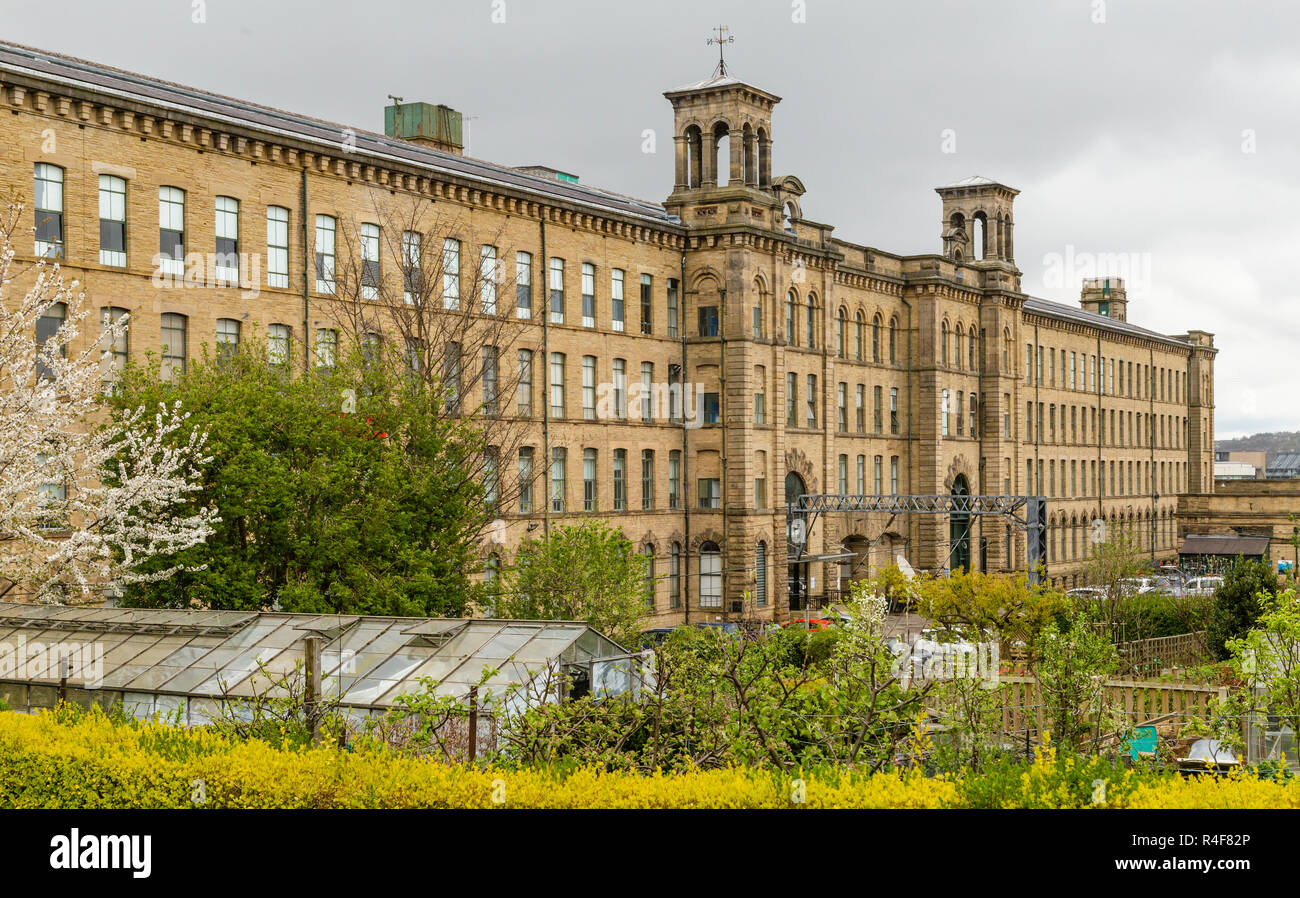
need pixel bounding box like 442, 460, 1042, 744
0, 603, 647, 724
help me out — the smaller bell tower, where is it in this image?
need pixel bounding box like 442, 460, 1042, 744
664, 27, 781, 227
936, 176, 1019, 266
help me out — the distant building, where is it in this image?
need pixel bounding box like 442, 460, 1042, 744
1268, 452, 1300, 480
1214, 450, 1266, 479
1178, 479, 1300, 576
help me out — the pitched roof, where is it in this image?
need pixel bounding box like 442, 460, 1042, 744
0, 40, 672, 225
1177, 535, 1271, 557
1022, 296, 1194, 349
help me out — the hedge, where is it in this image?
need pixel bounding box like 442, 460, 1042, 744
0, 708, 1296, 809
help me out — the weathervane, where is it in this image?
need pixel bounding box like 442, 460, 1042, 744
707, 24, 734, 77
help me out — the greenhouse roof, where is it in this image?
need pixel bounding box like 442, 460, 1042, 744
0, 604, 630, 713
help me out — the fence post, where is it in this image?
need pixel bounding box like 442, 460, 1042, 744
467, 685, 479, 763
304, 635, 323, 744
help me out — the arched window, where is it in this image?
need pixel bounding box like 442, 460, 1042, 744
968, 326, 978, 370
940, 320, 950, 366
888, 317, 898, 364
1002, 328, 1012, 373
806, 295, 817, 350
872, 314, 882, 363
973, 212, 988, 260
669, 542, 682, 608
713, 122, 731, 187
684, 125, 703, 188
854, 311, 865, 361
699, 541, 722, 608
755, 541, 768, 606
955, 324, 965, 370
785, 291, 797, 345
835, 307, 847, 358
643, 544, 656, 610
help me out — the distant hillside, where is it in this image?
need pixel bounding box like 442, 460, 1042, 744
1216, 431, 1300, 454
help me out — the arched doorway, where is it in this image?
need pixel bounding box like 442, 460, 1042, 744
949, 474, 971, 573
785, 471, 809, 610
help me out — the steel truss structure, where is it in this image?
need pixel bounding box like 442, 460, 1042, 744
787, 494, 1049, 585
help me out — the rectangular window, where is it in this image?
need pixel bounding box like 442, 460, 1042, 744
697, 477, 721, 509
806, 374, 817, 428
402, 231, 422, 303
873, 385, 883, 434
837, 455, 848, 495
549, 257, 565, 324
611, 268, 625, 332
267, 323, 290, 367
856, 455, 866, 495
314, 214, 336, 293
98, 174, 127, 267
583, 448, 598, 511
214, 196, 240, 284
667, 278, 679, 338
582, 262, 596, 327
670, 545, 681, 608
856, 384, 866, 432
582, 356, 597, 420
837, 383, 848, 432
874, 455, 884, 495
669, 450, 681, 509
517, 349, 533, 417
956, 391, 965, 435
550, 447, 566, 513
516, 251, 532, 318
266, 206, 289, 288
550, 352, 566, 419
703, 391, 720, 425
518, 448, 534, 514
890, 456, 899, 494
641, 449, 654, 510
641, 362, 654, 422
159, 186, 186, 274
941, 389, 951, 437
442, 238, 461, 310
99, 306, 129, 381
970, 392, 978, 437
612, 358, 627, 419
613, 449, 627, 511
640, 274, 653, 335
480, 245, 498, 314
359, 222, 380, 300
786, 373, 798, 427
698, 305, 719, 337
34, 163, 65, 259
669, 364, 682, 423
755, 473, 767, 509
161, 313, 187, 381
890, 388, 899, 435
443, 342, 462, 414
482, 346, 499, 415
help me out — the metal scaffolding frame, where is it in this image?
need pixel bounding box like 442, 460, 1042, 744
786, 494, 1049, 596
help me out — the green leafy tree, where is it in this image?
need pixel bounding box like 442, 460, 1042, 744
106, 334, 487, 616
499, 521, 648, 646
1031, 609, 1121, 752
913, 567, 1065, 653
1226, 587, 1300, 745
1208, 559, 1280, 660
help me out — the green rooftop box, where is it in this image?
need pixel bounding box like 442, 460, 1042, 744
384, 102, 463, 153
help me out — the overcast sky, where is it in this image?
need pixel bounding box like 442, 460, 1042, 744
4, 0, 1296, 438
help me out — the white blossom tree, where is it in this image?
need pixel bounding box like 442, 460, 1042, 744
0, 203, 217, 602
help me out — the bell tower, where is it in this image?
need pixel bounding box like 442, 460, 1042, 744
936, 176, 1019, 266
663, 28, 781, 228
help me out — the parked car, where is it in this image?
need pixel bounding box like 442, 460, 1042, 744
1139, 577, 1186, 598
1184, 576, 1224, 597
1067, 586, 1107, 601
1177, 739, 1242, 775
780, 617, 836, 632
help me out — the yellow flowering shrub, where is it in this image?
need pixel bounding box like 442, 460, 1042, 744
0, 708, 1295, 809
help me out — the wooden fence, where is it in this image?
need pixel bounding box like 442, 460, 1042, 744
997, 675, 1226, 740
1115, 631, 1209, 677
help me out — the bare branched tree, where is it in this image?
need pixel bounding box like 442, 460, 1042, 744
318, 192, 537, 549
